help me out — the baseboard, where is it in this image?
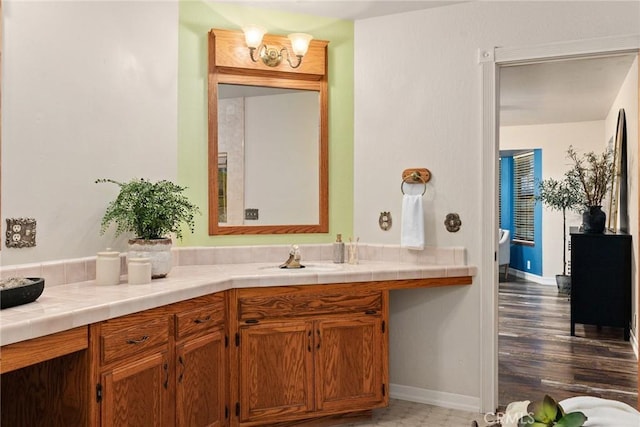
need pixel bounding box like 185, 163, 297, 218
508, 269, 556, 286
389, 383, 480, 413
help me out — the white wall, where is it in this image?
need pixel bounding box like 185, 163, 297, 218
354, 1, 640, 410
2, 1, 178, 265
500, 121, 605, 279
604, 55, 639, 344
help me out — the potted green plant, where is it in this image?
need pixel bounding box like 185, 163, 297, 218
96, 178, 200, 278
566, 145, 614, 233
535, 173, 583, 293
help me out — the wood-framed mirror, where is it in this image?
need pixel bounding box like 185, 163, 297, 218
208, 29, 329, 235
607, 108, 628, 232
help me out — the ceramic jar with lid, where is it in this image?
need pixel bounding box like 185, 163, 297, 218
96, 249, 121, 285
128, 258, 152, 285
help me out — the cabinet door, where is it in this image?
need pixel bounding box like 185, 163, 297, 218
101, 351, 171, 427
571, 233, 631, 330
239, 321, 314, 423
315, 317, 385, 412
176, 330, 226, 427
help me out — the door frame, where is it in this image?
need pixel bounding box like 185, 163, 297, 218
479, 34, 640, 412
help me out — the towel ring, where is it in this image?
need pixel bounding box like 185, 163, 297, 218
401, 171, 427, 196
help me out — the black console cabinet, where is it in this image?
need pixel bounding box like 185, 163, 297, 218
570, 228, 631, 341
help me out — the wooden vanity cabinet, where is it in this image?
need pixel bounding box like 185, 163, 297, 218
314, 316, 385, 413
1, 276, 472, 427
231, 286, 389, 426
90, 292, 228, 427
1, 327, 90, 427
238, 320, 315, 421
174, 293, 228, 427
91, 305, 173, 427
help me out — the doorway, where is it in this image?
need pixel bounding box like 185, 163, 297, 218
478, 37, 640, 413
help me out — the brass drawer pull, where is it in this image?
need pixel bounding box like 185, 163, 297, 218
126, 335, 149, 345
163, 362, 169, 389
194, 315, 212, 324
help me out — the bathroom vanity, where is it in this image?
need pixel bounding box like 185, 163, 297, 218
0, 253, 474, 427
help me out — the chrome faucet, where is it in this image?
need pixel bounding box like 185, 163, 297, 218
280, 244, 303, 269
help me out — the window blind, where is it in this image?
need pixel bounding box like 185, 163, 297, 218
513, 152, 534, 243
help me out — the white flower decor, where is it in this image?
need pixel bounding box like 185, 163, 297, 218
501, 400, 531, 427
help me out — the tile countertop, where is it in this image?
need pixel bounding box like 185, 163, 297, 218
0, 260, 477, 347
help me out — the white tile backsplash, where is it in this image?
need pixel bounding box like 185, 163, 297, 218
65, 259, 88, 284
12, 264, 43, 281
42, 261, 70, 287
436, 247, 455, 265
417, 246, 437, 265
175, 247, 198, 266
453, 247, 466, 265
195, 247, 217, 265
381, 245, 401, 263
0, 243, 468, 287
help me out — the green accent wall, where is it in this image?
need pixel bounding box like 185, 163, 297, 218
177, 1, 354, 246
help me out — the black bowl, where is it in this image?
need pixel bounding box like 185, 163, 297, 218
0, 278, 45, 309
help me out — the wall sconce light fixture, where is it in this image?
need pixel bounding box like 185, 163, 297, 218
242, 26, 313, 69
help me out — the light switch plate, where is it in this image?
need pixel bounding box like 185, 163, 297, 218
6, 218, 37, 248
245, 209, 259, 220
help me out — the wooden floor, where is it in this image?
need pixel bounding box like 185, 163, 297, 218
498, 277, 638, 409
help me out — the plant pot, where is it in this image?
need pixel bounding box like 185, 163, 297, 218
128, 238, 172, 279
555, 274, 571, 295
582, 205, 606, 234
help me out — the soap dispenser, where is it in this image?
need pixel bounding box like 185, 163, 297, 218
333, 234, 345, 264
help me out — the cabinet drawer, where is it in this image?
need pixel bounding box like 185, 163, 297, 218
176, 299, 225, 340
238, 291, 382, 321
100, 317, 169, 365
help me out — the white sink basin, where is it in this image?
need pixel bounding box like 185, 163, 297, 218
258, 263, 342, 272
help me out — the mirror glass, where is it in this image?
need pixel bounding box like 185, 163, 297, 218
217, 84, 320, 226
208, 28, 328, 235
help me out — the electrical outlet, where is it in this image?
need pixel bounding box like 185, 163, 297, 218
526, 260, 531, 270
5, 218, 37, 248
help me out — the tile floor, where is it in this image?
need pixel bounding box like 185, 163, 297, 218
339, 399, 485, 426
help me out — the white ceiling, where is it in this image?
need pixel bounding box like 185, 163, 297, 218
219, 1, 637, 127
500, 54, 637, 127
217, 0, 462, 20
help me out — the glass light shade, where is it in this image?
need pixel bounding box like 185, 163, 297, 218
287, 33, 313, 57
242, 25, 266, 49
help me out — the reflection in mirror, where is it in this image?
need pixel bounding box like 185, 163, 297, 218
208, 28, 328, 235
608, 108, 628, 232
217, 84, 320, 227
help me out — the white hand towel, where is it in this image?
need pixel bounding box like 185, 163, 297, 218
401, 187, 425, 250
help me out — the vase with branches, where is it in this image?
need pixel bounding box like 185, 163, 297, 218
566, 145, 614, 233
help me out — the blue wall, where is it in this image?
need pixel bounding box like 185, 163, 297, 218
499, 150, 543, 276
